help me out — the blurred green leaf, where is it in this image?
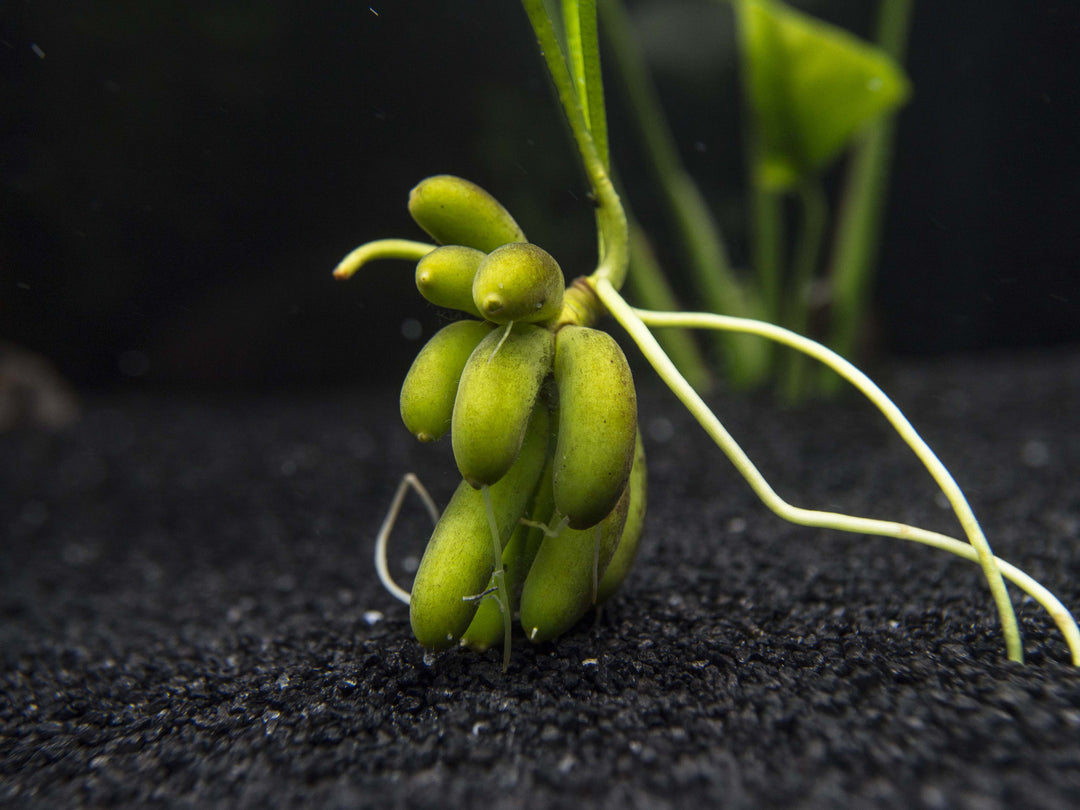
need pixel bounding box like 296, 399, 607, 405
736, 0, 911, 190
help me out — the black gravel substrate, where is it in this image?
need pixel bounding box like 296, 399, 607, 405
2, 349, 1079, 809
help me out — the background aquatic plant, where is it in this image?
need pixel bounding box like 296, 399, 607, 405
602, 0, 913, 399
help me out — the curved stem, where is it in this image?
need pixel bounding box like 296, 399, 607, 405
593, 277, 1031, 664
333, 238, 436, 280
373, 473, 441, 606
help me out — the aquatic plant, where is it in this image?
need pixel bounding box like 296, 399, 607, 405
334, 0, 1078, 670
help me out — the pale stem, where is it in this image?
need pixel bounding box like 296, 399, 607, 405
333, 238, 436, 280
592, 277, 1031, 664
373, 473, 440, 605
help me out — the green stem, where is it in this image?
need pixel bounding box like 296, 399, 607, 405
562, 0, 609, 169
593, 277, 1034, 665
750, 184, 784, 324
822, 0, 913, 392
780, 180, 828, 402
522, 0, 628, 289
482, 484, 513, 672
332, 238, 436, 280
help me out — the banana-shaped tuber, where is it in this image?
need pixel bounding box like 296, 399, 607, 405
597, 429, 647, 604
471, 243, 565, 325
400, 319, 493, 442
408, 175, 527, 253
415, 245, 486, 318
452, 323, 555, 488
461, 454, 555, 651
409, 405, 551, 650
552, 325, 638, 529
519, 483, 631, 643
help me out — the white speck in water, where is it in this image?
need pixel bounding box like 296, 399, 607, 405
582, 658, 598, 667
422, 651, 437, 667
1020, 439, 1050, 468
727, 516, 747, 534
31, 43, 45, 59
401, 555, 419, 574
557, 753, 576, 774
401, 318, 423, 340
368, 5, 379, 15
363, 610, 384, 626
471, 721, 488, 736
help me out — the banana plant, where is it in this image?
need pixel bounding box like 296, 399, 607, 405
332, 0, 1079, 670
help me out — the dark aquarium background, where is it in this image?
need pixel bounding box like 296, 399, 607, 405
3, 0, 1078, 390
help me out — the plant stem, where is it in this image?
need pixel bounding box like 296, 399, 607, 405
373, 473, 440, 606
332, 239, 436, 280
482, 484, 514, 671
562, 0, 609, 169
750, 184, 784, 324
522, 0, 628, 289
593, 276, 1029, 664
822, 0, 913, 392
780, 180, 828, 402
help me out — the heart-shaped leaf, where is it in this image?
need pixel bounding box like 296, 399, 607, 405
736, 0, 911, 190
